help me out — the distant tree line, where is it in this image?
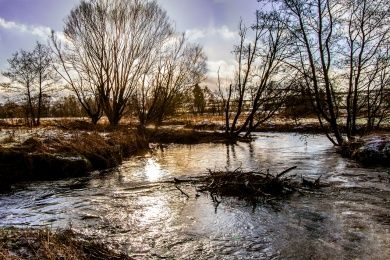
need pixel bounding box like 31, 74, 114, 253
0, 96, 85, 120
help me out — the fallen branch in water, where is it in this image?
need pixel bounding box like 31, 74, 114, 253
172, 166, 324, 203
196, 168, 298, 199
276, 166, 297, 178
301, 175, 322, 188
175, 184, 190, 199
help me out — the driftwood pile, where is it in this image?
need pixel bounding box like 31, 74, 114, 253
174, 166, 322, 203
197, 166, 298, 199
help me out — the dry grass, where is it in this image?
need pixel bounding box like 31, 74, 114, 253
52, 119, 102, 131
0, 228, 131, 260
146, 128, 230, 144
0, 129, 148, 189
58, 130, 148, 169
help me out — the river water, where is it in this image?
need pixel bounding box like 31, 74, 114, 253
0, 133, 389, 259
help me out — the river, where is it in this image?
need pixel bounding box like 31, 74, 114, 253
0, 133, 389, 259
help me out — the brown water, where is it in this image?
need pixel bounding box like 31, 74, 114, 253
0, 133, 389, 259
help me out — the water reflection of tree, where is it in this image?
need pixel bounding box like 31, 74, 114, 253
225, 144, 237, 170
248, 142, 254, 159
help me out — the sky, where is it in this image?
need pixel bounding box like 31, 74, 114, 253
0, 0, 261, 91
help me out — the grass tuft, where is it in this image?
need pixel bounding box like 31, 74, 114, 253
0, 228, 132, 260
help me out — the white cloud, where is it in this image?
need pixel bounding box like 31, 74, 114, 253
207, 59, 236, 84
0, 17, 52, 39
185, 28, 206, 41
0, 75, 9, 102
202, 59, 237, 90
0, 75, 6, 85
186, 25, 237, 41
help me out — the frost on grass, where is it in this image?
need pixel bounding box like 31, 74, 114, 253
353, 135, 390, 165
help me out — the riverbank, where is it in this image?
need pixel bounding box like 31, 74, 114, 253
0, 122, 241, 191
0, 228, 131, 259
161, 115, 390, 134
347, 134, 390, 166
1, 118, 389, 191
0, 126, 148, 190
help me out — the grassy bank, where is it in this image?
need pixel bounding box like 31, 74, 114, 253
0, 228, 130, 260
344, 134, 390, 166
0, 121, 237, 190
146, 128, 235, 144
0, 126, 148, 190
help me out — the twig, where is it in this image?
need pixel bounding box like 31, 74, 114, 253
175, 185, 189, 198
276, 166, 297, 178
315, 175, 322, 186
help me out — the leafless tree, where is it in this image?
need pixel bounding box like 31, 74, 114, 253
53, 0, 173, 126
51, 32, 103, 124
267, 0, 346, 145
134, 34, 207, 127
1, 42, 54, 126
364, 55, 390, 131
262, 0, 390, 145
343, 0, 390, 135
218, 12, 294, 139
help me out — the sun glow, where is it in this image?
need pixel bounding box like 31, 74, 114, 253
144, 158, 165, 182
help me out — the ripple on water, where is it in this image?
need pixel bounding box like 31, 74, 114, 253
0, 132, 389, 259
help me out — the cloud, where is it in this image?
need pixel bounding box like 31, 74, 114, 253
183, 26, 239, 85
186, 25, 237, 41
185, 28, 206, 41
0, 74, 7, 83
207, 59, 236, 80
201, 59, 237, 90
0, 17, 51, 39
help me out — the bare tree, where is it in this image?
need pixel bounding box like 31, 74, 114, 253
364, 56, 390, 131
52, 0, 173, 126
344, 0, 390, 135
134, 34, 207, 127
1, 42, 54, 126
218, 12, 294, 140
51, 32, 103, 124
262, 0, 390, 145
273, 0, 346, 145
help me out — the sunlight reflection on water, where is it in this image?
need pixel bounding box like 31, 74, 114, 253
0, 133, 389, 259
144, 158, 165, 182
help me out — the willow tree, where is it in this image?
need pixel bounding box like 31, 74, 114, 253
53, 0, 173, 126
51, 32, 103, 124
